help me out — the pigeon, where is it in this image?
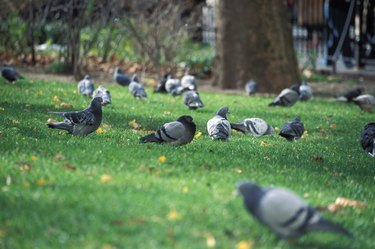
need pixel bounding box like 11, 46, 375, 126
154, 73, 170, 93
47, 97, 103, 136
114, 67, 131, 86
359, 122, 375, 157
183, 90, 204, 110
207, 106, 231, 140
236, 180, 352, 239
245, 80, 257, 95
299, 81, 313, 101
1, 64, 23, 83
269, 85, 300, 107
231, 118, 274, 137
77, 75, 94, 97
336, 87, 364, 102
181, 72, 197, 91
93, 86, 111, 106
279, 117, 304, 141
129, 74, 147, 99
165, 76, 184, 96
352, 94, 375, 112
140, 115, 196, 145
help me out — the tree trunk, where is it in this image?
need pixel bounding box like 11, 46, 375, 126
214, 0, 300, 93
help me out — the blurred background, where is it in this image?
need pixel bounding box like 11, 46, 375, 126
0, 0, 374, 93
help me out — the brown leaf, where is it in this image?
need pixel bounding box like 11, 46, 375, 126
312, 156, 324, 162
63, 162, 76, 171
319, 197, 367, 213
60, 102, 73, 108
54, 153, 65, 161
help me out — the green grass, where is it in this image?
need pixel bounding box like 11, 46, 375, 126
0, 77, 374, 249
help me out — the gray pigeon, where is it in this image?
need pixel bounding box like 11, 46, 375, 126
165, 76, 185, 96
359, 122, 375, 157
140, 115, 196, 145
1, 64, 23, 83
77, 75, 94, 97
47, 97, 103, 136
181, 72, 197, 91
114, 67, 131, 86
245, 80, 257, 95
269, 85, 300, 107
299, 81, 313, 101
352, 94, 375, 112
231, 118, 274, 137
93, 86, 111, 106
336, 87, 364, 102
129, 74, 147, 99
207, 107, 231, 140
183, 90, 204, 110
237, 180, 352, 239
279, 117, 304, 141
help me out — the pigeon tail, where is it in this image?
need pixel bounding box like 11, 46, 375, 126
307, 217, 352, 238
230, 123, 246, 133
47, 122, 72, 133
140, 133, 162, 143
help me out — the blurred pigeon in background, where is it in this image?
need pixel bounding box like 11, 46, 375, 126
140, 115, 196, 145
77, 75, 94, 97
1, 64, 23, 83
181, 71, 197, 91
245, 80, 257, 95
207, 106, 231, 140
93, 86, 111, 106
154, 73, 170, 93
183, 90, 204, 110
165, 76, 184, 96
269, 85, 300, 107
114, 67, 131, 86
336, 87, 364, 102
129, 74, 147, 99
231, 118, 274, 137
352, 94, 375, 112
236, 180, 352, 239
279, 117, 304, 141
47, 97, 103, 136
360, 122, 375, 157
299, 81, 313, 101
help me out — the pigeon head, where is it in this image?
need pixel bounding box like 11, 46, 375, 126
177, 115, 194, 124
115, 67, 123, 74
84, 75, 90, 80
216, 107, 229, 119
236, 180, 264, 212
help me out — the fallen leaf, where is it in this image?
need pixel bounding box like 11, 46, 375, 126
129, 119, 141, 130
37, 90, 43, 96
275, 127, 280, 132
36, 178, 47, 186
102, 123, 111, 129
194, 131, 202, 139
164, 111, 172, 115
329, 124, 336, 129
53, 96, 61, 102
60, 102, 73, 108
47, 118, 57, 123
101, 174, 112, 184
54, 153, 65, 161
327, 197, 367, 213
236, 240, 254, 249
63, 162, 76, 171
20, 164, 31, 172
205, 233, 216, 248
263, 156, 270, 161
96, 128, 106, 134
158, 155, 166, 163
302, 130, 308, 137
182, 186, 189, 193
167, 208, 181, 221
260, 141, 270, 147
31, 156, 37, 161
312, 156, 324, 162
234, 168, 243, 174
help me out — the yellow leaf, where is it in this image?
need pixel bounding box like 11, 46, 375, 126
101, 174, 112, 184
260, 141, 270, 147
20, 164, 31, 172
275, 127, 280, 132
167, 208, 181, 221
36, 178, 47, 186
182, 186, 189, 193
327, 197, 367, 213
60, 102, 73, 108
129, 119, 141, 130
205, 233, 216, 248
37, 90, 43, 96
158, 155, 166, 163
96, 128, 106, 134
236, 240, 254, 249
194, 131, 202, 139
103, 123, 111, 129
47, 118, 57, 123
53, 96, 61, 102
164, 111, 172, 115
31, 156, 37, 161
234, 168, 243, 174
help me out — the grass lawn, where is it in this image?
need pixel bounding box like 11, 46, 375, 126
0, 77, 374, 249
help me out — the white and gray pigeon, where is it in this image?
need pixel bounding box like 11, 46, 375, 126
352, 94, 375, 112
77, 75, 94, 97
165, 76, 185, 96
128, 74, 147, 99
1, 64, 23, 83
231, 118, 274, 137
245, 80, 257, 95
183, 90, 204, 110
269, 85, 300, 107
181, 72, 197, 91
336, 87, 364, 102
279, 117, 304, 141
154, 73, 170, 93
237, 180, 352, 239
47, 97, 103, 136
359, 122, 375, 157
93, 86, 111, 106
140, 115, 196, 145
299, 81, 313, 101
113, 67, 131, 86
207, 106, 231, 140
